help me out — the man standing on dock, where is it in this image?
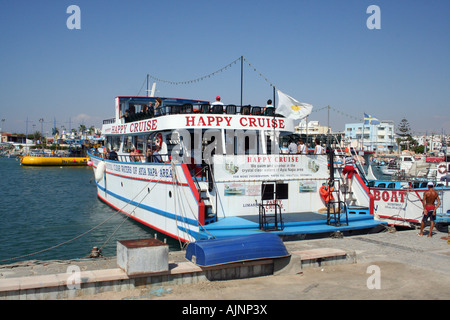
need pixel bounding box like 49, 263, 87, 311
419, 182, 441, 237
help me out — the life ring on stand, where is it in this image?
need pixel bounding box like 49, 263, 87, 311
153, 133, 163, 147
95, 161, 106, 182
438, 164, 447, 174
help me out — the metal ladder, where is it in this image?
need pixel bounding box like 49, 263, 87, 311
258, 182, 284, 231
326, 179, 349, 227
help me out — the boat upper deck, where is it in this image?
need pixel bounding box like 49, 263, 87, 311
102, 96, 294, 135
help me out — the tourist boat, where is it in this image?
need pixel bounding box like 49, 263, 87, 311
87, 95, 384, 243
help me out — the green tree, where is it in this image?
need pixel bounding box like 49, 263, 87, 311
396, 118, 415, 151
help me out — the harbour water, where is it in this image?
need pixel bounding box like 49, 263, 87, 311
0, 158, 181, 265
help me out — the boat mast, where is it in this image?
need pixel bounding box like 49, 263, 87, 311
146, 74, 156, 97
240, 56, 243, 106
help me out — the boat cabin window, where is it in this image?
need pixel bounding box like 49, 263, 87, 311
225, 130, 259, 155
106, 136, 120, 152
377, 183, 386, 188
261, 182, 289, 200
387, 183, 395, 188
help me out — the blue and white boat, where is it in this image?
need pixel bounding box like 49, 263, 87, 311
367, 178, 450, 227
87, 95, 385, 243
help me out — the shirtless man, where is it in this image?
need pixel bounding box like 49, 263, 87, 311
419, 182, 441, 237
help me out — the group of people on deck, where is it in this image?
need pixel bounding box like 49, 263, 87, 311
122, 96, 279, 120
288, 138, 325, 155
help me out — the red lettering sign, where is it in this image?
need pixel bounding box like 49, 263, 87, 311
372, 190, 407, 203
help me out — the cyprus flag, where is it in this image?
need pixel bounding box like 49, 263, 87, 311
276, 90, 313, 120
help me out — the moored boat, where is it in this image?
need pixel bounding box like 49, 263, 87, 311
88, 95, 385, 243
367, 178, 450, 227
19, 155, 89, 166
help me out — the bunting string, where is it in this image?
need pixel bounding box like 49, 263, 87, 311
142, 56, 363, 123
311, 105, 363, 122
146, 57, 241, 85
242, 57, 276, 88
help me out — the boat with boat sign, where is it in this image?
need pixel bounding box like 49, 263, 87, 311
357, 151, 450, 228
87, 95, 385, 243
367, 178, 450, 228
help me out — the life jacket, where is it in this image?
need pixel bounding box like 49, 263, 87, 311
319, 185, 335, 203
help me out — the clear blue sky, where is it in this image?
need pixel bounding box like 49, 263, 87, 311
0, 0, 449, 136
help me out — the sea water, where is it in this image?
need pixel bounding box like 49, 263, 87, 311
0, 158, 181, 265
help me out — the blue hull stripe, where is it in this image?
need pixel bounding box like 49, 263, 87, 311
96, 183, 199, 227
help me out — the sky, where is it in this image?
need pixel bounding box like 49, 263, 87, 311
0, 0, 449, 136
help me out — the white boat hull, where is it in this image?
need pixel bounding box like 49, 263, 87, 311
372, 186, 450, 227
91, 157, 202, 242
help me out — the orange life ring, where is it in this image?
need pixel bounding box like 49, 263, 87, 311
438, 164, 447, 174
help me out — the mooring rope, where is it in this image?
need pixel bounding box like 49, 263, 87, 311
0, 162, 169, 264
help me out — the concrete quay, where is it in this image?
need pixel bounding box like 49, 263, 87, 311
0, 228, 449, 300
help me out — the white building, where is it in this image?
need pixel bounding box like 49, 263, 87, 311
344, 120, 396, 152
414, 134, 448, 153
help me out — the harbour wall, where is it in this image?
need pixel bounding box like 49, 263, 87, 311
0, 247, 355, 300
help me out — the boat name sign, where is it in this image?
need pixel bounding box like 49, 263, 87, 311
105, 115, 289, 135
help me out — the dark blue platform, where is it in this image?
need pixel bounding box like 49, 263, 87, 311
185, 233, 290, 267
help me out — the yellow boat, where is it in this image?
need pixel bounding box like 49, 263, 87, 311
19, 156, 89, 166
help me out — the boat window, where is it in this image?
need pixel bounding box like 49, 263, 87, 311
230, 130, 258, 155
387, 183, 395, 188
123, 136, 134, 153
265, 134, 280, 155
261, 183, 288, 200
106, 136, 120, 152
262, 183, 275, 200
377, 183, 386, 188
276, 183, 289, 199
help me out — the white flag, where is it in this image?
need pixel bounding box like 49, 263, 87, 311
276, 90, 313, 120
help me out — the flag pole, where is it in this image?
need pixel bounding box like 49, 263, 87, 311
240, 56, 243, 106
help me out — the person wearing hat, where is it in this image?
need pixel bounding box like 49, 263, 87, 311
211, 95, 225, 112
418, 182, 441, 237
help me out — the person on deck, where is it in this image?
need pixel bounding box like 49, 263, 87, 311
288, 139, 298, 154
109, 148, 118, 161
342, 148, 357, 190
298, 139, 307, 154
154, 97, 163, 116
263, 99, 274, 113
314, 139, 325, 155
211, 96, 225, 112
